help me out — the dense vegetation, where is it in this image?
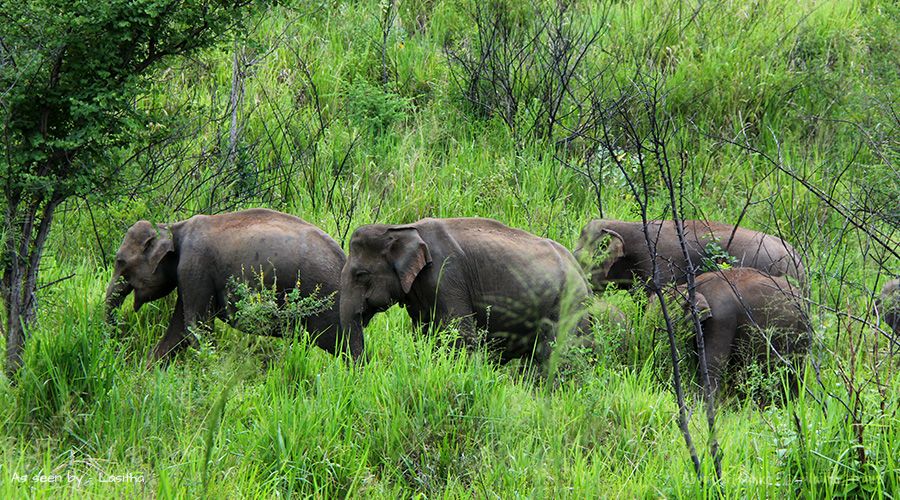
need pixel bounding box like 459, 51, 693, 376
1, 0, 897, 496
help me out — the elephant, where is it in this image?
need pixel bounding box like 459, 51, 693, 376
662, 268, 810, 396
105, 208, 362, 362
339, 218, 593, 365
876, 278, 900, 337
574, 219, 806, 293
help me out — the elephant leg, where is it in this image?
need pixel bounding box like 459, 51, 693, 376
182, 283, 218, 340
306, 307, 342, 355
403, 304, 432, 336
698, 318, 736, 397
149, 283, 215, 364
148, 295, 198, 363
451, 315, 478, 351
436, 301, 478, 349
411, 297, 479, 352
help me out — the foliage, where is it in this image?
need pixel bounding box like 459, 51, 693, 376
14, 303, 119, 426
344, 79, 411, 138
700, 240, 739, 273
0, 0, 255, 200
0, 0, 261, 372
444, 0, 606, 146
228, 275, 335, 338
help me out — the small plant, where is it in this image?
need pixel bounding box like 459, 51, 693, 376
736, 359, 786, 406
700, 240, 738, 273
228, 272, 335, 338
547, 340, 595, 387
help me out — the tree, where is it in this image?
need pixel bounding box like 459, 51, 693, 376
0, 0, 259, 374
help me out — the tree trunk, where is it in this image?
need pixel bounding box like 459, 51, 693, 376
2, 197, 60, 375
3, 265, 24, 375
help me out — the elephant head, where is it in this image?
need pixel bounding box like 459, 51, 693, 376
647, 284, 713, 328
105, 220, 178, 319
877, 278, 900, 336
573, 220, 626, 290
672, 284, 713, 323
340, 225, 431, 340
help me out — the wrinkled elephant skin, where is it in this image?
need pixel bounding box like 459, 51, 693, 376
574, 219, 806, 293
105, 209, 360, 363
340, 218, 592, 365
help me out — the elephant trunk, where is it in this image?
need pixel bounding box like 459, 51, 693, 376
347, 322, 365, 363
105, 273, 133, 321
340, 296, 366, 363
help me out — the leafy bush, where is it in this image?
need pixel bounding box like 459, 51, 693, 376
228, 275, 335, 338
700, 240, 739, 273
444, 0, 607, 145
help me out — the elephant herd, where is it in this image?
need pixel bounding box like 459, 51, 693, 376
105, 208, 899, 397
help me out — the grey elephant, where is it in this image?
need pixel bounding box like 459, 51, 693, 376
105, 208, 362, 362
876, 278, 900, 337
663, 268, 810, 395
574, 219, 806, 292
339, 218, 592, 364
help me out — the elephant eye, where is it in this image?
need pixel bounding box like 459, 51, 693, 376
354, 270, 370, 280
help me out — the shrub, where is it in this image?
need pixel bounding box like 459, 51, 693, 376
228, 275, 336, 339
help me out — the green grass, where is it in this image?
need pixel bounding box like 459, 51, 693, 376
5, 272, 897, 496
2, 0, 898, 496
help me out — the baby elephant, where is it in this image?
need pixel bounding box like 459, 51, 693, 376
574, 219, 806, 293
877, 278, 900, 337
105, 209, 361, 363
340, 218, 592, 364
665, 268, 810, 396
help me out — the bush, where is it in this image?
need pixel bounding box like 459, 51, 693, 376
228, 275, 336, 338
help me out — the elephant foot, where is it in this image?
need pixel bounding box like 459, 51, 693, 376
146, 332, 199, 369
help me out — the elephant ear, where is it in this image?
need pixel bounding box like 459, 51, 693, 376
593, 229, 625, 278
387, 227, 431, 294
143, 226, 175, 274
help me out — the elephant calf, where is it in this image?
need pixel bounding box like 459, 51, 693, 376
574, 219, 806, 293
664, 268, 810, 395
340, 218, 592, 364
105, 209, 362, 362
